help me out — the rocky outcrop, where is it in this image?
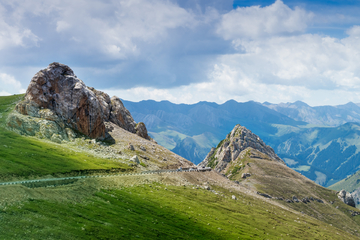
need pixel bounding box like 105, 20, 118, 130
8, 62, 150, 142
135, 122, 149, 139
7, 111, 76, 143
109, 96, 136, 133
198, 124, 284, 172
338, 190, 356, 208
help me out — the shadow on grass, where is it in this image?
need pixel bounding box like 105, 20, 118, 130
0, 187, 227, 239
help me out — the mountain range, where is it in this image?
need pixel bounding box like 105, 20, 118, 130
263, 101, 360, 126
2, 63, 360, 238
124, 99, 360, 187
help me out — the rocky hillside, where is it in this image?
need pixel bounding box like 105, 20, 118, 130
199, 124, 360, 232
2, 95, 360, 239
198, 124, 284, 172
4, 63, 195, 173
7, 62, 150, 142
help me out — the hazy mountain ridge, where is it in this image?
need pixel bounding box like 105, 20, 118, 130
123, 99, 304, 164
123, 99, 360, 186
271, 122, 360, 186
263, 101, 360, 126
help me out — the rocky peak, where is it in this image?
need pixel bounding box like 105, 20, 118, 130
9, 62, 150, 142
198, 124, 284, 172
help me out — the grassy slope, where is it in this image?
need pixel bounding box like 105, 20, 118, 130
1, 95, 360, 239
0, 95, 131, 180
329, 171, 360, 192
222, 148, 360, 234
0, 182, 356, 239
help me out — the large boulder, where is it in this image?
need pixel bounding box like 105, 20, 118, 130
135, 122, 150, 140
15, 62, 106, 139
338, 190, 356, 208
9, 62, 150, 141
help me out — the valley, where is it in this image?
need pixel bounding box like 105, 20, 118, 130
124, 99, 360, 187
1, 63, 360, 239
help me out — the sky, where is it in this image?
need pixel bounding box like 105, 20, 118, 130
1, 0, 360, 106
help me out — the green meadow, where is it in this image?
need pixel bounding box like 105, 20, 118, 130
0, 95, 359, 239
0, 182, 356, 239
0, 95, 130, 181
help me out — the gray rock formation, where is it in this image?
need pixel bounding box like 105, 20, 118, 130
198, 124, 284, 172
135, 122, 149, 140
128, 143, 135, 151
338, 189, 356, 208
109, 96, 136, 133
7, 62, 151, 142
241, 173, 251, 179
7, 111, 76, 144
130, 155, 140, 164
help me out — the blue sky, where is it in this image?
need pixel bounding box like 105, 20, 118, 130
1, 0, 360, 106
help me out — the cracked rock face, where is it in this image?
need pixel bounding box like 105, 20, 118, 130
10, 62, 149, 141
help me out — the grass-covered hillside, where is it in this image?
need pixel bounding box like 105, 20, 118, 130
199, 125, 360, 236
2, 95, 360, 239
0, 95, 132, 181
329, 170, 360, 193
0, 172, 358, 239
329, 170, 360, 208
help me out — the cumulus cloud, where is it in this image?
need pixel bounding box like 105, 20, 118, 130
0, 73, 25, 96
220, 31, 360, 91
346, 25, 360, 37
43, 0, 196, 59
0, 15, 40, 49
216, 0, 313, 40
2, 0, 360, 107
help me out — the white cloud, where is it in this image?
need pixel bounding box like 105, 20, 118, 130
0, 0, 195, 59
0, 73, 25, 96
101, 76, 360, 107
56, 21, 70, 32
0, 2, 41, 50
0, 91, 11, 96
2, 0, 360, 107
346, 25, 360, 37
0, 18, 40, 50
216, 0, 313, 40
38, 0, 195, 59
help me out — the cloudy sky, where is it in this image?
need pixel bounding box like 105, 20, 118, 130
1, 0, 360, 106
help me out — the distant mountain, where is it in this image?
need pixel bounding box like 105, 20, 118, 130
123, 99, 360, 186
263, 101, 360, 126
123, 99, 304, 164
270, 122, 360, 186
